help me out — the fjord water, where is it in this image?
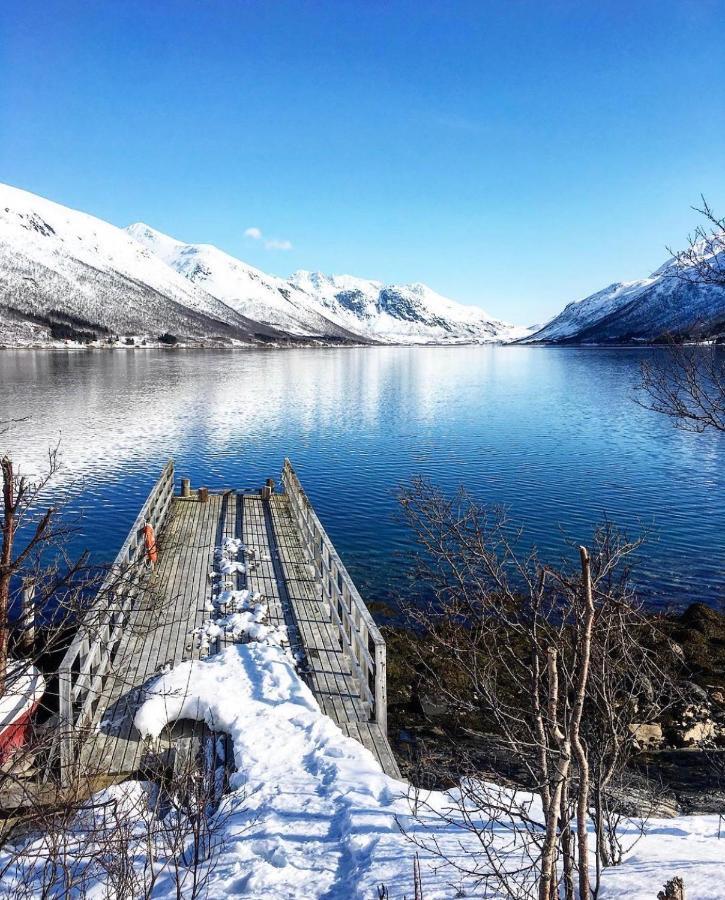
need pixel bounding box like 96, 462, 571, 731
1, 346, 722, 609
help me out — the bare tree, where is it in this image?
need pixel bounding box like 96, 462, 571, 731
397, 480, 673, 900
0, 449, 61, 692
639, 199, 725, 433
0, 431, 107, 820
665, 197, 725, 289
639, 342, 724, 433
0, 432, 186, 885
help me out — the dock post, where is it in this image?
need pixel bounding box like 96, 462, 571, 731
375, 643, 388, 735
181, 477, 191, 498
198, 487, 209, 503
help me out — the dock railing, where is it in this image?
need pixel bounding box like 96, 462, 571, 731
57, 460, 175, 783
281, 458, 387, 734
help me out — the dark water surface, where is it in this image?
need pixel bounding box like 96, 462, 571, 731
1, 347, 722, 610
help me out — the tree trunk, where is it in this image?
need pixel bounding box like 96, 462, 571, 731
560, 779, 575, 900
593, 783, 607, 898
658, 877, 686, 900
571, 546, 596, 900
532, 650, 551, 813
539, 647, 572, 900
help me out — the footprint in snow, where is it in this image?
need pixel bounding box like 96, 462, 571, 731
251, 840, 289, 868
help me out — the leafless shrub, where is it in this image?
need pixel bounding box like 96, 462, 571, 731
396, 479, 676, 899
0, 725, 242, 899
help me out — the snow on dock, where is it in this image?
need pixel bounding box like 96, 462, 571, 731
57, 459, 398, 786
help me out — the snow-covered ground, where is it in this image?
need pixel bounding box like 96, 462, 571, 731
2, 638, 722, 898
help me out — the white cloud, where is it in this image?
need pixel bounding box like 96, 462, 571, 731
244, 227, 292, 250
264, 238, 293, 251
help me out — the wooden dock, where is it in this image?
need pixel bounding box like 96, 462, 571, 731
56, 460, 399, 786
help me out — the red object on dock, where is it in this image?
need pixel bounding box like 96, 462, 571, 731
144, 523, 158, 564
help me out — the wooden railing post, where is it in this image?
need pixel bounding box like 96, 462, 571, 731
58, 663, 74, 786
374, 643, 387, 734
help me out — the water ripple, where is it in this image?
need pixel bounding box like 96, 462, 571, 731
1, 346, 723, 611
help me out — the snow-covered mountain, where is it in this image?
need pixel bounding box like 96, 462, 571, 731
0, 182, 523, 347
523, 246, 725, 344
287, 270, 527, 344
0, 183, 295, 347
125, 224, 360, 342
127, 225, 524, 345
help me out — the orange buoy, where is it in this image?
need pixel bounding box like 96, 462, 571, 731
143, 523, 158, 565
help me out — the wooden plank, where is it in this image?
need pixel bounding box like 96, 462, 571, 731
338, 722, 401, 778
366, 724, 401, 778
114, 497, 200, 773
280, 460, 385, 727
82, 493, 215, 778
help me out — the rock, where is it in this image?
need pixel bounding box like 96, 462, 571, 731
680, 602, 725, 637
629, 722, 664, 749
680, 720, 715, 746
663, 697, 720, 748
683, 681, 709, 703
419, 693, 450, 719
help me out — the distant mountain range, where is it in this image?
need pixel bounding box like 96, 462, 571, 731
1, 182, 723, 348
0, 184, 524, 347
521, 246, 725, 345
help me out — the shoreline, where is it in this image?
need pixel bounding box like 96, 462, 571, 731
383, 602, 725, 817
1, 340, 715, 352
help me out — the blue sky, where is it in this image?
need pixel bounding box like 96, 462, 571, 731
2, 1, 723, 323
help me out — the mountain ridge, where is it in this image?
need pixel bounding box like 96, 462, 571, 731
0, 182, 523, 347
2, 182, 723, 349
521, 242, 725, 344
127, 222, 526, 345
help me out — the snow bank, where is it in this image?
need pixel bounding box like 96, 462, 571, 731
3, 644, 723, 896
131, 642, 418, 897
128, 644, 724, 899
597, 815, 725, 899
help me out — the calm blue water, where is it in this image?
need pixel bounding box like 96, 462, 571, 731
1, 347, 722, 611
